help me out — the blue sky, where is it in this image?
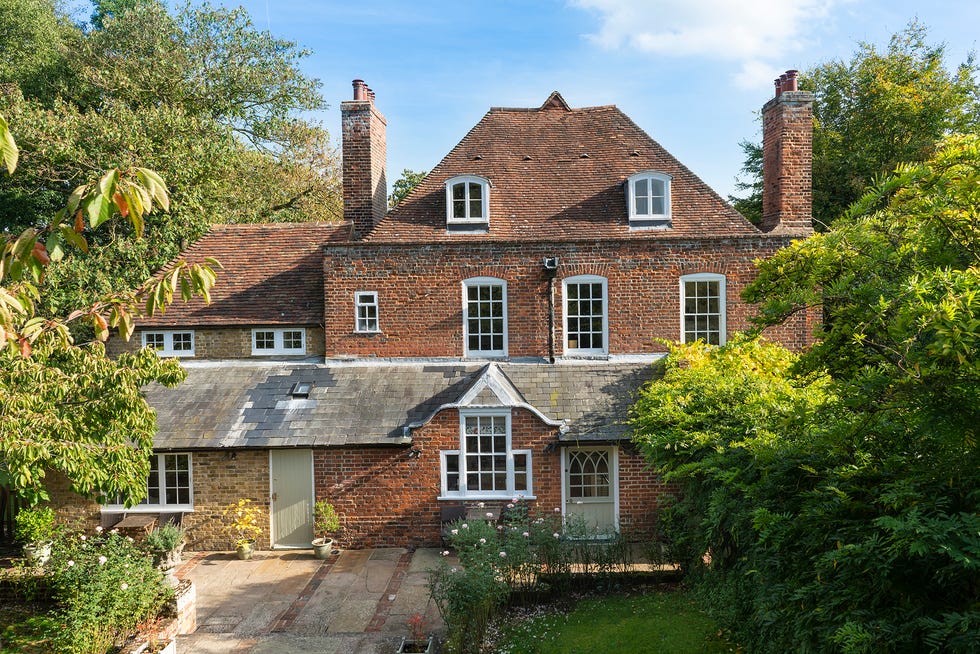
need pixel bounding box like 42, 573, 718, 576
199, 1, 977, 199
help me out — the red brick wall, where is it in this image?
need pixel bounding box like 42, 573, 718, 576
342, 93, 387, 240
313, 407, 675, 548
324, 238, 815, 358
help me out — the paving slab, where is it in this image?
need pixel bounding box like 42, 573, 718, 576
176, 549, 443, 652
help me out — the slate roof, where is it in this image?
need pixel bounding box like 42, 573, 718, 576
146, 361, 661, 450
140, 223, 349, 327
367, 92, 757, 243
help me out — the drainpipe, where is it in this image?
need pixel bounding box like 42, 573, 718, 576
542, 256, 559, 363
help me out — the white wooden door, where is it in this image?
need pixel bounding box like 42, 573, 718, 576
563, 447, 618, 535
270, 449, 313, 548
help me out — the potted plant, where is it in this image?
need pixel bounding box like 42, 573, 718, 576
145, 523, 186, 587
311, 500, 340, 559
397, 613, 434, 653
224, 498, 264, 560
14, 506, 57, 566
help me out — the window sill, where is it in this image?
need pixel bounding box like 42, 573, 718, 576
438, 494, 536, 502
101, 506, 194, 513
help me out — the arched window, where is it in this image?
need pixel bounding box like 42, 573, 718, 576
446, 175, 490, 230
625, 171, 672, 229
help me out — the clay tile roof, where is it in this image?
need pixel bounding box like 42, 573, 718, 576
141, 222, 350, 327
367, 96, 756, 243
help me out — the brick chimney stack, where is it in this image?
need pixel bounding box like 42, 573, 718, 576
342, 79, 387, 240
761, 69, 814, 234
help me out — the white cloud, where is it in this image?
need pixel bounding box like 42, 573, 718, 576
571, 0, 839, 87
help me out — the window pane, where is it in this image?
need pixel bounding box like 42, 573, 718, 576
283, 331, 303, 349
651, 196, 665, 215
255, 331, 274, 349
452, 183, 465, 200
470, 198, 482, 218
636, 195, 648, 215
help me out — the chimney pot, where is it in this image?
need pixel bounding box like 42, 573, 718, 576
352, 79, 368, 101
774, 77, 782, 97
784, 69, 799, 92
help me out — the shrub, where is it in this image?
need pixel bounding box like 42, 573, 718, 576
44, 528, 171, 654
223, 498, 264, 548
145, 523, 186, 552
14, 506, 57, 543
313, 500, 340, 540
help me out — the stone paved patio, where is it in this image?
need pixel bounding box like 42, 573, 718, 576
175, 548, 444, 653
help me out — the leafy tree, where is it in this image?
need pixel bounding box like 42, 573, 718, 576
731, 21, 980, 229
634, 134, 980, 652
0, 0, 340, 320
1, 115, 218, 505
389, 168, 428, 207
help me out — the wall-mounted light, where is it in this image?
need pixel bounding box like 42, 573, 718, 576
542, 256, 559, 270
407, 448, 422, 459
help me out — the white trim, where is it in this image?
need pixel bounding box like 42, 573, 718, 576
354, 291, 380, 333
679, 273, 727, 345
251, 328, 307, 356
439, 409, 534, 499
142, 330, 195, 357
563, 275, 609, 356
103, 452, 194, 511
445, 175, 490, 226
625, 171, 672, 228
462, 277, 508, 357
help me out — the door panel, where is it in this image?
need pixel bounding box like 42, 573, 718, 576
564, 447, 618, 535
270, 449, 313, 548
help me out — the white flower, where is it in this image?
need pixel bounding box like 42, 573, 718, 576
120, 582, 128, 590
450, 567, 457, 573
98, 555, 107, 565
67, 560, 75, 567
442, 550, 450, 556
522, 532, 529, 538
554, 507, 561, 513
451, 529, 458, 535
553, 533, 560, 539
479, 538, 486, 544
535, 518, 544, 524
506, 503, 514, 509
110, 528, 119, 534
486, 512, 493, 519
126, 536, 134, 543
461, 523, 468, 529
80, 535, 87, 541
499, 551, 507, 558
477, 502, 485, 508
95, 526, 103, 533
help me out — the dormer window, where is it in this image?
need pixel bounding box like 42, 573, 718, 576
446, 175, 490, 231
626, 171, 672, 229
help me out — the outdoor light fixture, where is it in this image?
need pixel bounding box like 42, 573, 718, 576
542, 256, 559, 270
290, 381, 314, 398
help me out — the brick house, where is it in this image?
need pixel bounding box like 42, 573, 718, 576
72, 73, 815, 550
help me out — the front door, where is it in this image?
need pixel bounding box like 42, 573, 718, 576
563, 446, 618, 535
270, 449, 313, 548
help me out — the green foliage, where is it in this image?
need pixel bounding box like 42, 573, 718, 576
0, 0, 341, 320
45, 528, 171, 654
13, 505, 56, 543
728, 140, 762, 224
145, 522, 186, 552
490, 591, 732, 654
634, 135, 980, 653
730, 21, 980, 229
430, 501, 640, 653
313, 500, 340, 539
389, 168, 428, 207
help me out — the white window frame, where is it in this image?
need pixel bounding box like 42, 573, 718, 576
462, 277, 508, 357
141, 330, 195, 357
439, 410, 534, 500
563, 275, 609, 356
354, 291, 380, 333
445, 175, 490, 226
251, 328, 307, 356
680, 273, 727, 345
625, 171, 672, 228
104, 452, 194, 511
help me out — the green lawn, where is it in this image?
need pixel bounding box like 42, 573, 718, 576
489, 589, 738, 654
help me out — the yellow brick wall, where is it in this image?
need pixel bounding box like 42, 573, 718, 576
107, 326, 326, 359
